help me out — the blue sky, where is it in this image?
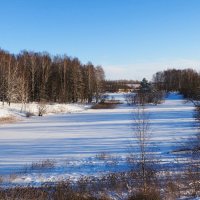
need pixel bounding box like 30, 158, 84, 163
0, 0, 200, 80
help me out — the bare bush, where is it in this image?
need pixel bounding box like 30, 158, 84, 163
129, 105, 160, 195
124, 93, 136, 105
96, 152, 110, 160
31, 159, 56, 170
128, 189, 161, 200
184, 160, 200, 197
91, 102, 117, 109
134, 91, 165, 106
25, 111, 35, 118
0, 187, 49, 200
0, 180, 111, 200
37, 102, 48, 116
95, 153, 119, 167
0, 176, 3, 184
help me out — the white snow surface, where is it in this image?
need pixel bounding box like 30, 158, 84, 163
0, 92, 197, 186
0, 102, 85, 119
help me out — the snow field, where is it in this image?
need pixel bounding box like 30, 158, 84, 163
0, 92, 196, 186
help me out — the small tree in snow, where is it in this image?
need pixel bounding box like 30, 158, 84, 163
128, 105, 159, 195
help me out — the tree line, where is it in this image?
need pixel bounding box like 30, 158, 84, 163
0, 49, 105, 105
153, 68, 200, 137
124, 78, 165, 106
104, 80, 139, 92
153, 68, 200, 99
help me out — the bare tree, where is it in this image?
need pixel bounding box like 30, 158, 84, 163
29, 52, 38, 101
0, 48, 106, 104
94, 66, 105, 103
129, 105, 158, 195
124, 93, 136, 105
0, 51, 7, 105
40, 53, 52, 101
6, 56, 19, 105
17, 73, 29, 112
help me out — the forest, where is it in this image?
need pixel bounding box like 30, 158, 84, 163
0, 49, 105, 105
153, 68, 200, 99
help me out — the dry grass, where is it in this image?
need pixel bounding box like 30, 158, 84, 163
1, 168, 200, 199
0, 181, 111, 200
91, 103, 117, 109
31, 159, 56, 170
0, 176, 3, 184
128, 190, 161, 200
0, 116, 17, 124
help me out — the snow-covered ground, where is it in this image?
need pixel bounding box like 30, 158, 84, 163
0, 102, 86, 120
0, 93, 196, 186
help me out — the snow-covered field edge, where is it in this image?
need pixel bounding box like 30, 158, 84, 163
0, 102, 88, 123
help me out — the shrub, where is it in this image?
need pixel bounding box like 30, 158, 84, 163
25, 111, 35, 118
0, 181, 111, 200
128, 190, 161, 200
0, 176, 3, 184
91, 103, 117, 109
95, 152, 110, 160
31, 159, 56, 170
37, 102, 48, 116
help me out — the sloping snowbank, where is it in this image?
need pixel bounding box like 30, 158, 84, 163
0, 102, 86, 120
0, 108, 13, 118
